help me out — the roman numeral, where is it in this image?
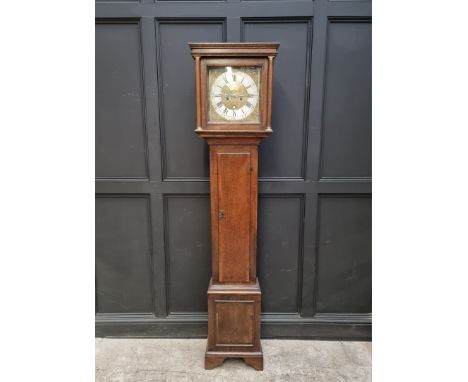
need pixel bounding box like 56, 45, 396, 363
216, 101, 223, 108
223, 108, 228, 115
246, 101, 253, 109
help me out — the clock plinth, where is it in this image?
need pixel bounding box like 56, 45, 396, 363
189, 42, 279, 370
205, 279, 263, 370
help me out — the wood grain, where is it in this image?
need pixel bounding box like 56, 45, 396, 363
217, 152, 251, 282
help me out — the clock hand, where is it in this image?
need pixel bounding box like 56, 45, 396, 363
211, 93, 258, 99
221, 93, 257, 99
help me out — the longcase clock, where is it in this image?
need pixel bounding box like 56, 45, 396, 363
189, 42, 279, 371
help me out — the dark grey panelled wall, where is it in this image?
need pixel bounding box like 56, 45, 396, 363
95, 0, 372, 339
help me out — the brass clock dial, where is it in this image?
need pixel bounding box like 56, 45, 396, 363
208, 67, 261, 123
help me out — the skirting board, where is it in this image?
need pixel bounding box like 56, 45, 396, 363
95, 313, 371, 340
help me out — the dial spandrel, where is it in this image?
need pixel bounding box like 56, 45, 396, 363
208, 66, 261, 123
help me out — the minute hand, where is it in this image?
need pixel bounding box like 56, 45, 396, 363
218, 93, 257, 99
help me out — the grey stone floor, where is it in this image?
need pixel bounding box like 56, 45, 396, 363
96, 338, 371, 382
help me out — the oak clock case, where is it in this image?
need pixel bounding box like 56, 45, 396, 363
189, 43, 279, 371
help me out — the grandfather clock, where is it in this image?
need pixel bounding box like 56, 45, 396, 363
189, 43, 279, 371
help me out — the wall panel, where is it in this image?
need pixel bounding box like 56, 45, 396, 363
166, 196, 211, 313
258, 196, 303, 313
320, 19, 372, 179
95, 21, 148, 179
95, 196, 153, 313
316, 195, 372, 313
